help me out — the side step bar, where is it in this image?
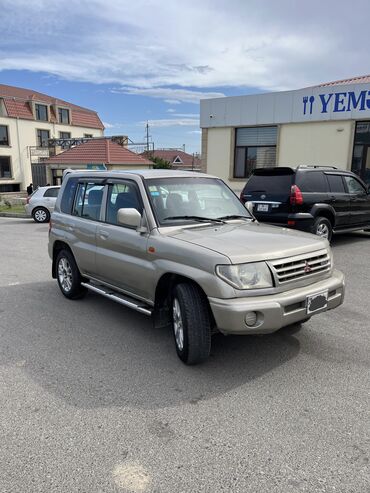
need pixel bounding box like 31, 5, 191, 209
81, 282, 152, 316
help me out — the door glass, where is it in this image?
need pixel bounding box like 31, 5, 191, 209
344, 177, 366, 195
106, 182, 142, 225
73, 183, 104, 220
326, 174, 345, 193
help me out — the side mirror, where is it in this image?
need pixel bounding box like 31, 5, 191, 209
117, 208, 142, 228
245, 201, 254, 215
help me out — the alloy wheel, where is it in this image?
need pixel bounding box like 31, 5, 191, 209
58, 257, 73, 293
172, 297, 184, 351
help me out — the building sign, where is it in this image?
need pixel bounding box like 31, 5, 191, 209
87, 164, 107, 170
302, 90, 370, 115
200, 82, 370, 128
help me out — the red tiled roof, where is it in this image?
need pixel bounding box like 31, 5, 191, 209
316, 75, 370, 88
44, 139, 153, 166
145, 150, 201, 168
0, 83, 104, 129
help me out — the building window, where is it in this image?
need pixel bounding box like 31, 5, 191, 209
35, 104, 48, 121
59, 131, 71, 139
84, 133, 93, 138
58, 108, 70, 124
0, 125, 9, 146
351, 121, 370, 184
0, 156, 11, 178
234, 126, 277, 178
37, 129, 50, 147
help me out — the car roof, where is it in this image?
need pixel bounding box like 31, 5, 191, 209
63, 169, 217, 180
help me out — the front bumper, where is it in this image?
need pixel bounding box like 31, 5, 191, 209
209, 269, 345, 335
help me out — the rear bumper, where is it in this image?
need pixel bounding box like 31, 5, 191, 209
209, 269, 345, 335
24, 204, 32, 216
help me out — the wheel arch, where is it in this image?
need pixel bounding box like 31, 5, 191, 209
310, 204, 336, 226
52, 240, 75, 278
153, 272, 216, 329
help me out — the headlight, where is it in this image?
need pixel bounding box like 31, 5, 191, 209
216, 262, 273, 290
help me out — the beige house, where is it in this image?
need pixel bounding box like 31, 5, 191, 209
200, 75, 370, 192
0, 84, 104, 191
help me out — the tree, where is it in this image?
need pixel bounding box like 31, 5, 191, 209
150, 156, 172, 169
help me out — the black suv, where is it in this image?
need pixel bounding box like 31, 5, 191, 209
240, 166, 370, 240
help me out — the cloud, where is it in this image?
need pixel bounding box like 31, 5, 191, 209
115, 87, 225, 104
102, 121, 115, 129
1, 0, 370, 92
141, 118, 200, 128
167, 108, 176, 113
164, 99, 181, 105
188, 130, 202, 134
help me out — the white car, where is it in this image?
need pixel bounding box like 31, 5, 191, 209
25, 186, 60, 223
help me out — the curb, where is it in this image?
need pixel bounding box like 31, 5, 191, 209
0, 212, 29, 218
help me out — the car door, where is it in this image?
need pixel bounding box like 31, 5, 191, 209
95, 180, 154, 302
325, 173, 351, 227
43, 187, 60, 212
343, 175, 370, 226
67, 181, 105, 277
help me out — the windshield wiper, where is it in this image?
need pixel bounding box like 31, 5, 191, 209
217, 214, 256, 222
163, 215, 225, 224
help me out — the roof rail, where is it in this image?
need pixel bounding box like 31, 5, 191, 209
296, 165, 338, 170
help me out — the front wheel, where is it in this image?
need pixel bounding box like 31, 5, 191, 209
32, 207, 50, 223
172, 283, 212, 365
311, 216, 332, 241
56, 249, 86, 299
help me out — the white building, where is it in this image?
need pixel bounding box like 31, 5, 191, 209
0, 84, 104, 192
200, 75, 370, 191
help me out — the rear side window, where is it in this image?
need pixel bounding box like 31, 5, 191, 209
295, 172, 327, 193
245, 172, 293, 193
43, 187, 59, 198
73, 182, 105, 221
60, 178, 78, 214
326, 174, 345, 193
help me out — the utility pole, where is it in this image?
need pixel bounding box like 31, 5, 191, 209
145, 121, 151, 153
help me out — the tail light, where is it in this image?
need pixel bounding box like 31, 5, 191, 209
290, 185, 303, 205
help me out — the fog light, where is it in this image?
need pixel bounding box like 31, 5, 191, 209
245, 311, 258, 327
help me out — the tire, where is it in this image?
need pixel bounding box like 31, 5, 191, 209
311, 216, 332, 241
56, 249, 87, 300
171, 283, 212, 365
32, 207, 50, 223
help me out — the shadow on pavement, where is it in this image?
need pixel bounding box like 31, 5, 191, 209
0, 281, 301, 410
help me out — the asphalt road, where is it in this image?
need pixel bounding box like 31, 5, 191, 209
0, 217, 369, 493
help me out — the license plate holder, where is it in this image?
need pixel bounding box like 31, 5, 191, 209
256, 203, 269, 212
306, 290, 329, 315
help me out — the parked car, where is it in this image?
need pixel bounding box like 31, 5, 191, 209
240, 166, 370, 240
49, 170, 345, 365
26, 186, 60, 223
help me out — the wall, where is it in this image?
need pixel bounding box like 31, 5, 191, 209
278, 120, 353, 169
206, 127, 246, 190
0, 116, 103, 190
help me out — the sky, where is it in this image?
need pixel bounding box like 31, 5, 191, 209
1, 0, 370, 153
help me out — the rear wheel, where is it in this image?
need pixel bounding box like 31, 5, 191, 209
32, 207, 50, 223
56, 249, 86, 299
172, 283, 211, 365
311, 216, 332, 241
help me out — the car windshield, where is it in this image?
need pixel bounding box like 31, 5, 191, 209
145, 176, 252, 226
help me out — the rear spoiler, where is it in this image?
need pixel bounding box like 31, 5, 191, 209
252, 167, 295, 176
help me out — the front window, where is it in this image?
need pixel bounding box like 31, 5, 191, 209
35, 104, 48, 121
0, 125, 9, 146
37, 129, 50, 147
0, 156, 11, 178
58, 108, 70, 124
146, 177, 251, 226
234, 126, 277, 178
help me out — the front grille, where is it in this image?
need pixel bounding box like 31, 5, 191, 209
269, 250, 331, 284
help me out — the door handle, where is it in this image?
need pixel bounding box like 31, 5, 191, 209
66, 225, 75, 232
99, 231, 109, 239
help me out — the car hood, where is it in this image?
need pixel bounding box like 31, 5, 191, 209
164, 221, 328, 263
